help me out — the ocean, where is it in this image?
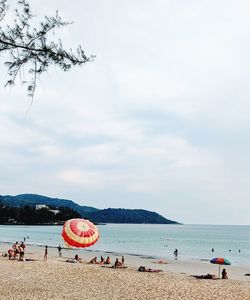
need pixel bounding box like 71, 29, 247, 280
0, 224, 249, 266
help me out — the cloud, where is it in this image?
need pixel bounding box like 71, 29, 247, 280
0, 0, 250, 224
58, 169, 105, 189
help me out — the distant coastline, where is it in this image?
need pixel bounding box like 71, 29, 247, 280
0, 193, 180, 225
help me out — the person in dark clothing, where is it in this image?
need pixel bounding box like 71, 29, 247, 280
58, 245, 62, 257
222, 269, 228, 279
43, 245, 48, 261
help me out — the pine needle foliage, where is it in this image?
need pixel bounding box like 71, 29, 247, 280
0, 0, 94, 98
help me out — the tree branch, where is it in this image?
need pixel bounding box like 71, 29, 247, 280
0, 0, 94, 98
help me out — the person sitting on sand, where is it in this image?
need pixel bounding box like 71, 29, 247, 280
137, 266, 163, 273
99, 256, 104, 264
222, 269, 228, 279
104, 256, 111, 265
66, 254, 82, 263
89, 257, 98, 264
114, 258, 123, 268
74, 255, 81, 262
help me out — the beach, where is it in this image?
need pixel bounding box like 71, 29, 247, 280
0, 243, 249, 300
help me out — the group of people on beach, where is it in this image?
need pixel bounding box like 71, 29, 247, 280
0, 240, 232, 281
65, 254, 126, 268
5, 242, 49, 262
43, 246, 127, 269
1, 243, 232, 281
89, 255, 125, 268
7, 241, 26, 261
194, 268, 228, 280
89, 256, 110, 265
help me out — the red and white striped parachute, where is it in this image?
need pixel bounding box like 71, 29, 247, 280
62, 218, 99, 248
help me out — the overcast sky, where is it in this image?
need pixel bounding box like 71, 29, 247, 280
1, 0, 250, 225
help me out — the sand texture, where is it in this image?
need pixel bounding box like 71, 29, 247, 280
0, 256, 249, 300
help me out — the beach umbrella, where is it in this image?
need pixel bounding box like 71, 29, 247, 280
210, 257, 231, 278
62, 218, 99, 248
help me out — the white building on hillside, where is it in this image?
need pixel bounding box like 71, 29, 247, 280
35, 204, 49, 210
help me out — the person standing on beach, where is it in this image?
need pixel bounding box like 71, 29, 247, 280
19, 244, 25, 261
174, 249, 178, 259
58, 245, 62, 257
20, 241, 26, 250
12, 242, 19, 260
43, 246, 48, 261
19, 242, 26, 261
121, 256, 125, 266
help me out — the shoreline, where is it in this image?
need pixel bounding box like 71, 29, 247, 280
1, 242, 250, 282
1, 238, 250, 268
0, 224, 249, 269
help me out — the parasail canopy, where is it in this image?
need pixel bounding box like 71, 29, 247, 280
62, 218, 99, 248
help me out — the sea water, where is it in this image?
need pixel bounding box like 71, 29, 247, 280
0, 224, 249, 266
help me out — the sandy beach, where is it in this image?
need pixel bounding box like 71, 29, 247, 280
0, 243, 249, 300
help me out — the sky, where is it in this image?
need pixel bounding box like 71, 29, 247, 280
1, 0, 250, 225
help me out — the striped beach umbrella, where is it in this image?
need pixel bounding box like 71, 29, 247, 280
210, 257, 231, 278
62, 218, 99, 248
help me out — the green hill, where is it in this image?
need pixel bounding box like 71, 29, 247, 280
0, 194, 98, 216
89, 208, 178, 224
0, 194, 180, 224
